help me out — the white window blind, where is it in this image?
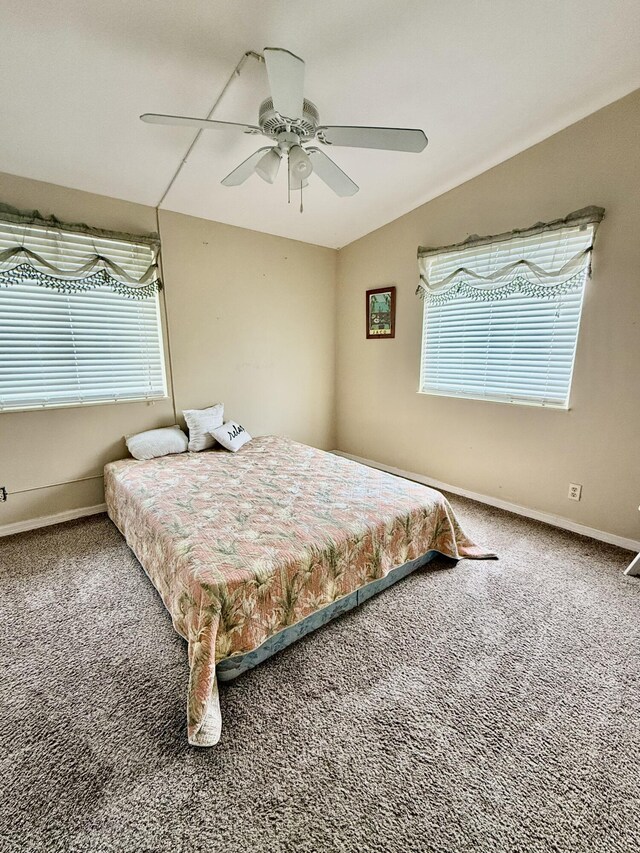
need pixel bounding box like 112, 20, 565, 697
417, 212, 602, 409
0, 283, 166, 410
0, 213, 166, 411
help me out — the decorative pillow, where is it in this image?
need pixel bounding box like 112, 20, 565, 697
211, 421, 252, 453
125, 425, 188, 461
182, 403, 224, 452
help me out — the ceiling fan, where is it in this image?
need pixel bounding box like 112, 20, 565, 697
141, 47, 428, 203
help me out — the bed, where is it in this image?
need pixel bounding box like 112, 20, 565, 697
104, 435, 494, 746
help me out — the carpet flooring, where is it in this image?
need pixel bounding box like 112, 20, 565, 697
0, 495, 638, 853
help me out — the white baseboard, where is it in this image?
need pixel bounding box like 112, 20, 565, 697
333, 451, 640, 554
0, 503, 107, 538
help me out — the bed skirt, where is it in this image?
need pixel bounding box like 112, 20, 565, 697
216, 549, 442, 682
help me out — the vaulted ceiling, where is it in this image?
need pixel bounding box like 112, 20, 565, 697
1, 1, 639, 248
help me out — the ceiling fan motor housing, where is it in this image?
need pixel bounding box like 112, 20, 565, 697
258, 98, 320, 141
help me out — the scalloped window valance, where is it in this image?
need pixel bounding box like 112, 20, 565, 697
0, 202, 161, 299
416, 206, 605, 304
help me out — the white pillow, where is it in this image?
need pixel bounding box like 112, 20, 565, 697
126, 425, 188, 461
211, 421, 252, 453
183, 403, 224, 452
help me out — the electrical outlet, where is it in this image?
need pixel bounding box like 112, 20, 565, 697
0, 486, 7, 502
568, 483, 582, 502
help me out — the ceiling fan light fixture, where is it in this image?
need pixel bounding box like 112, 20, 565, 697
289, 174, 310, 191
288, 144, 313, 179
255, 147, 282, 183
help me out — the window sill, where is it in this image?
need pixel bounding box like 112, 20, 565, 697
416, 389, 570, 410
0, 395, 170, 414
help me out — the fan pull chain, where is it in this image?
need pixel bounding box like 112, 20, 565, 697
300, 183, 303, 214
287, 160, 291, 205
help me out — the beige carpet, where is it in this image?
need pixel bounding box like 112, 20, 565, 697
0, 494, 638, 853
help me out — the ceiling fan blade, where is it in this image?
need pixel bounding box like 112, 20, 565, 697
307, 148, 358, 197
140, 113, 260, 133
318, 125, 428, 153
221, 147, 274, 186
263, 47, 305, 120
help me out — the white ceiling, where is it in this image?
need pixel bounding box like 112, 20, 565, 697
0, 1, 639, 249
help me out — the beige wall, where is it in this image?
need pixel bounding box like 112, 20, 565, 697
0, 174, 336, 527
158, 210, 336, 449
336, 90, 640, 542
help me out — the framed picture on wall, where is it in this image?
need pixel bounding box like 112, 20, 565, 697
366, 286, 396, 339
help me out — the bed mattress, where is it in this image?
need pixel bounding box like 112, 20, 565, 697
104, 435, 493, 745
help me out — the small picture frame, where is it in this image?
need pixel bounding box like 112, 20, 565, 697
366, 286, 396, 339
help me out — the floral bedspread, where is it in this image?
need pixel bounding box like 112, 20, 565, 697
104, 436, 494, 746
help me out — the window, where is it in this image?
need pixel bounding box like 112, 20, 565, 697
417, 207, 604, 409
0, 211, 166, 411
